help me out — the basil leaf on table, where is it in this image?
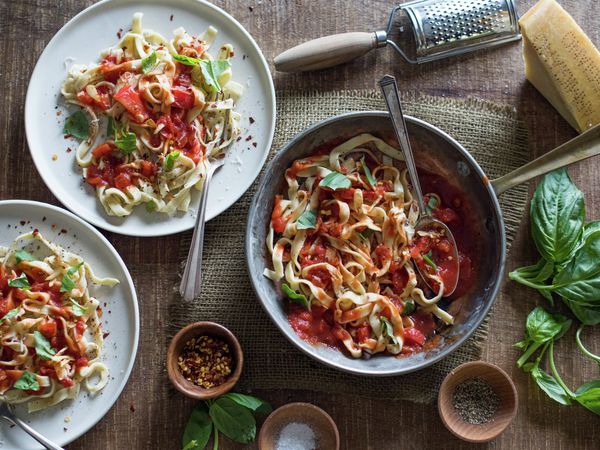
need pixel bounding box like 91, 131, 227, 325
141, 51, 157, 74
182, 403, 212, 450
574, 380, 600, 415
319, 172, 351, 190
34, 331, 56, 360
199, 60, 230, 93
222, 393, 272, 414
530, 168, 585, 263
209, 397, 256, 444
281, 283, 310, 309
15, 250, 36, 264
296, 209, 317, 230
530, 365, 572, 406
508, 258, 555, 302
13, 371, 40, 391
63, 111, 89, 140
181, 441, 198, 450
8, 274, 30, 290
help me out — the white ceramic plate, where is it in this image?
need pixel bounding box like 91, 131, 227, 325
0, 200, 139, 450
25, 0, 276, 237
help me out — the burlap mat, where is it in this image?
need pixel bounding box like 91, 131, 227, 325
168, 90, 529, 403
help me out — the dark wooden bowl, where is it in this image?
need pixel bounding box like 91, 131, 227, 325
258, 402, 339, 450
438, 361, 517, 443
166, 321, 243, 400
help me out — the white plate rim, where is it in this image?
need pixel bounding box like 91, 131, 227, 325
24, 0, 276, 237
0, 199, 140, 448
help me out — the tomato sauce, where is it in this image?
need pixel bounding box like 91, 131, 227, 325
288, 304, 341, 350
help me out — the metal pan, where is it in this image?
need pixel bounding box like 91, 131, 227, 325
245, 112, 600, 376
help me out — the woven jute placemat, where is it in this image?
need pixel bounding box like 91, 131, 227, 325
168, 90, 529, 403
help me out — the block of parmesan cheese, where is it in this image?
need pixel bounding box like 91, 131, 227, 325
519, 0, 600, 132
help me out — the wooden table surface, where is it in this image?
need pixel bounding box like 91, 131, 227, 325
1, 0, 599, 448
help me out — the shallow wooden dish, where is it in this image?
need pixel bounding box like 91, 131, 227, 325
258, 402, 340, 450
166, 321, 243, 400
438, 361, 517, 443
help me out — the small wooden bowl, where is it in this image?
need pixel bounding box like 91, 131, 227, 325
166, 321, 243, 400
438, 361, 517, 443
258, 403, 340, 450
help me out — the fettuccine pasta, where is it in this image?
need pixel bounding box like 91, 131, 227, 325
264, 134, 475, 358
61, 13, 242, 217
0, 232, 117, 412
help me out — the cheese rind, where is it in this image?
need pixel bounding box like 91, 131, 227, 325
520, 0, 600, 132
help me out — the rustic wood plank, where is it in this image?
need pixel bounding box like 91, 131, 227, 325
1, 1, 599, 449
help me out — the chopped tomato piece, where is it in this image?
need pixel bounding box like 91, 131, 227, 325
59, 377, 74, 388
113, 86, 150, 123
77, 86, 111, 110
171, 86, 195, 109
114, 173, 132, 190
403, 327, 426, 347
75, 357, 89, 368
356, 324, 372, 343
92, 143, 115, 159
38, 319, 57, 338
86, 165, 108, 187
140, 160, 157, 178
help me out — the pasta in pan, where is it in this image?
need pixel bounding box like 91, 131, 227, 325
0, 232, 117, 412
264, 134, 475, 358
61, 13, 242, 217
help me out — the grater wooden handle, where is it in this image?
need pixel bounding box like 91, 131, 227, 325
274, 32, 383, 72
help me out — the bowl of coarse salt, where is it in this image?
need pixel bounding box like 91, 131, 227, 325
258, 402, 340, 450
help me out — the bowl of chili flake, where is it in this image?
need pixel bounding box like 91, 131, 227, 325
167, 322, 243, 399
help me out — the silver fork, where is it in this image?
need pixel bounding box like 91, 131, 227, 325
179, 155, 226, 301
0, 402, 64, 450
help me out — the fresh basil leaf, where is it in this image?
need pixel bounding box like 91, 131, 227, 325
426, 196, 439, 214
13, 371, 40, 391
553, 230, 600, 324
182, 403, 212, 450
530, 169, 585, 263
199, 59, 230, 92
107, 117, 116, 138
222, 393, 272, 415
63, 111, 89, 140
380, 316, 399, 345
181, 441, 198, 450
173, 54, 201, 66
358, 229, 373, 241
15, 250, 36, 264
0, 307, 19, 323
146, 201, 157, 213
34, 331, 56, 360
575, 325, 600, 366
530, 365, 572, 405
281, 283, 310, 309
361, 157, 376, 188
209, 397, 256, 444
575, 380, 600, 415
165, 151, 181, 170
115, 131, 137, 155
422, 251, 438, 271
141, 51, 157, 74
70, 299, 87, 317
67, 262, 84, 276
8, 274, 30, 290
61, 263, 83, 293
401, 299, 416, 317
509, 258, 555, 302
319, 172, 351, 190
296, 210, 317, 230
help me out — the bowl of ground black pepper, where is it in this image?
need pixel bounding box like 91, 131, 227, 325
167, 322, 243, 399
438, 361, 517, 443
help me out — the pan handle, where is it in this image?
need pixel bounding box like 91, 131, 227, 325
491, 124, 600, 195
274, 31, 387, 72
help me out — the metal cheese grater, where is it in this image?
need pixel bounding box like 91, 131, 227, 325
274, 0, 521, 72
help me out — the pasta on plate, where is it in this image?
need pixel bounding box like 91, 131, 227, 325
264, 134, 476, 359
0, 232, 117, 412
61, 13, 243, 217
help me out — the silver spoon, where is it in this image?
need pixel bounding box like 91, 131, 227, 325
379, 75, 460, 296
179, 156, 225, 301
0, 403, 64, 450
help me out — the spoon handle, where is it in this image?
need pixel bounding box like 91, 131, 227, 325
1, 409, 64, 450
379, 75, 428, 214
179, 158, 225, 302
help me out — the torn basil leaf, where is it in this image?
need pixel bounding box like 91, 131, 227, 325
34, 331, 56, 360
63, 111, 89, 140
296, 210, 317, 230
281, 283, 310, 309
319, 172, 351, 190
141, 51, 157, 74
165, 151, 181, 170
14, 371, 40, 391
199, 59, 230, 92
15, 250, 35, 264
8, 274, 30, 290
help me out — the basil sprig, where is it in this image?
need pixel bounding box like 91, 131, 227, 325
14, 371, 40, 391
141, 51, 157, 74
281, 283, 310, 309
8, 274, 30, 290
509, 170, 600, 325
63, 111, 89, 140
34, 331, 56, 360
319, 171, 351, 190
61, 262, 83, 293
182, 393, 271, 449
296, 209, 317, 230
516, 306, 600, 415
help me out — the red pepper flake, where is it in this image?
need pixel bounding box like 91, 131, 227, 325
252, 142, 257, 148
56, 111, 62, 116
130, 404, 136, 412
170, 14, 174, 21
60, 229, 68, 234
249, 6, 254, 12
103, 331, 110, 339
64, 134, 73, 139
245, 135, 252, 142
117, 28, 123, 39
249, 117, 255, 124
33, 228, 39, 236
42, 216, 47, 222
66, 147, 72, 153
177, 335, 233, 389
236, 136, 242, 142
20, 220, 26, 226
